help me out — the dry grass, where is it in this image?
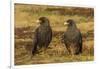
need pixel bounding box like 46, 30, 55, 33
14, 4, 94, 65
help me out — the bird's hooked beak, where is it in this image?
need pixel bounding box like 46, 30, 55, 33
36, 20, 41, 23
64, 22, 68, 25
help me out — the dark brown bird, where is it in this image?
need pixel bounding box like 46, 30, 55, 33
32, 17, 52, 56
62, 19, 82, 55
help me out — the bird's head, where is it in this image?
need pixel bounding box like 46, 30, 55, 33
36, 17, 49, 25
64, 19, 76, 27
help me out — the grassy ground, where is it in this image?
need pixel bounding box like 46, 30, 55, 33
14, 4, 94, 65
